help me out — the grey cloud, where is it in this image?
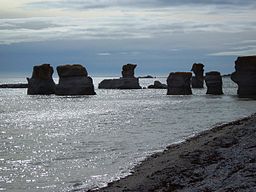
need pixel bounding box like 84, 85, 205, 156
27, 0, 256, 10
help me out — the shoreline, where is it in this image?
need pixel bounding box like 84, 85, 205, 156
87, 113, 256, 192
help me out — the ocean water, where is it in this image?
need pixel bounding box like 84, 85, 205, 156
0, 77, 256, 192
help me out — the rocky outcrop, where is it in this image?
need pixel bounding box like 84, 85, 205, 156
231, 56, 256, 98
122, 64, 136, 78
98, 64, 141, 89
167, 72, 192, 95
148, 81, 167, 89
205, 71, 223, 95
55, 64, 96, 95
27, 64, 56, 95
98, 78, 141, 89
191, 63, 204, 88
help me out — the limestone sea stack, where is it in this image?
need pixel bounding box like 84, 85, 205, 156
205, 71, 223, 95
148, 81, 167, 89
98, 64, 141, 89
55, 64, 96, 95
167, 72, 192, 95
191, 63, 204, 88
27, 64, 56, 95
231, 56, 256, 98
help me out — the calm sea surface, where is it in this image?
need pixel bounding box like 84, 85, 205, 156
0, 77, 256, 192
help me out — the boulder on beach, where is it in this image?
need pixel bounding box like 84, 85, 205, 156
148, 81, 167, 89
98, 63, 141, 89
191, 63, 204, 88
167, 72, 192, 95
55, 64, 96, 95
205, 71, 223, 95
231, 56, 256, 98
27, 64, 56, 95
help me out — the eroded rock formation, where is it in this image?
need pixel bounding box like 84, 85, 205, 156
167, 72, 192, 95
231, 56, 256, 98
191, 63, 204, 88
27, 64, 56, 95
148, 81, 167, 89
205, 71, 223, 95
55, 64, 96, 95
98, 64, 141, 89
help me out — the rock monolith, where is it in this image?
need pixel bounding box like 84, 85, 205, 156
27, 64, 56, 95
205, 71, 223, 95
55, 64, 96, 95
191, 63, 204, 88
167, 72, 192, 95
231, 56, 256, 98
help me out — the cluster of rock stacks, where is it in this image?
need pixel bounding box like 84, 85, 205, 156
148, 81, 167, 89
167, 72, 192, 95
205, 71, 223, 95
231, 56, 256, 98
27, 64, 96, 95
98, 64, 141, 89
191, 63, 204, 88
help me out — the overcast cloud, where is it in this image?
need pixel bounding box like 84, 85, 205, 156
0, 0, 255, 75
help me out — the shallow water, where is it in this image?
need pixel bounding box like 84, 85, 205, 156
0, 77, 255, 192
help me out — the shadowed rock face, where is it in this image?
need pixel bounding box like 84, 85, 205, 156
191, 63, 204, 88
231, 56, 256, 98
122, 64, 137, 78
148, 81, 167, 89
55, 64, 96, 95
98, 64, 141, 89
205, 71, 223, 95
167, 72, 192, 95
27, 64, 56, 95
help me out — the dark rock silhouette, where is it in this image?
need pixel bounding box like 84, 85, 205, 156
231, 56, 256, 98
167, 72, 192, 95
55, 64, 96, 95
122, 64, 136, 78
0, 84, 28, 88
148, 81, 167, 89
205, 71, 223, 95
27, 64, 56, 95
138, 75, 155, 79
98, 64, 141, 89
191, 63, 204, 88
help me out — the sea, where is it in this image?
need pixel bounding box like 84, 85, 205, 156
0, 76, 256, 192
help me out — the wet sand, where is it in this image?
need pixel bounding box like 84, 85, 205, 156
89, 113, 256, 192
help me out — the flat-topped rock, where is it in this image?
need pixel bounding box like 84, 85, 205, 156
55, 64, 96, 95
231, 56, 256, 98
205, 71, 223, 95
57, 64, 88, 77
27, 64, 56, 95
167, 72, 192, 95
191, 63, 204, 88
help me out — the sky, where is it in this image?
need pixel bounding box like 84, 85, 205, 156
0, 0, 256, 76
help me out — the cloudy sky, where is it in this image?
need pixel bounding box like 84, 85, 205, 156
0, 0, 255, 76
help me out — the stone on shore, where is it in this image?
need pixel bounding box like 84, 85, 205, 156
55, 64, 96, 95
167, 72, 192, 95
205, 71, 223, 95
98, 64, 141, 89
148, 80, 167, 89
27, 64, 56, 95
231, 56, 256, 98
191, 63, 204, 88
0, 84, 28, 88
